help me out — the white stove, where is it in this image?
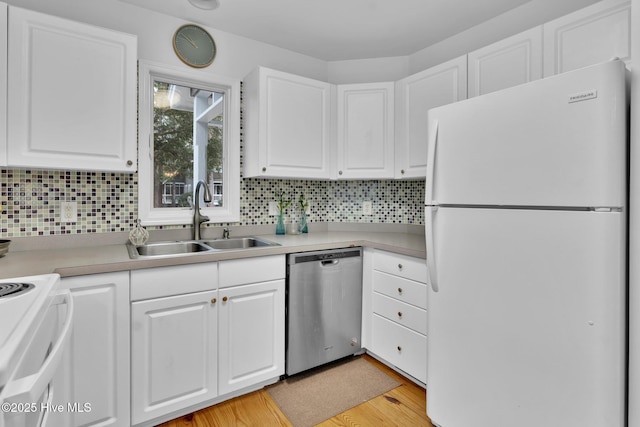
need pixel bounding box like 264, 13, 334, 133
0, 274, 60, 389
0, 274, 74, 427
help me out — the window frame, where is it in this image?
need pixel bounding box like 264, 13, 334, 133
138, 60, 240, 225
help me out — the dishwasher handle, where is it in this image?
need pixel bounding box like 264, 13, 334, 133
321, 259, 339, 266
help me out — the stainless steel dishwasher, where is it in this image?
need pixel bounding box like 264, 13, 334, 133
286, 247, 363, 376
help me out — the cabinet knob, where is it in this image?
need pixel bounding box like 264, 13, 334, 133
222, 296, 228, 302
126, 160, 133, 166
401, 169, 405, 174
397, 346, 402, 352
338, 170, 343, 175
397, 287, 403, 294
398, 264, 403, 270
262, 167, 267, 172
397, 311, 403, 318
211, 298, 217, 304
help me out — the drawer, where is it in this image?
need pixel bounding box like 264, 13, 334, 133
373, 250, 427, 283
131, 262, 218, 301
373, 271, 427, 310
371, 314, 427, 383
373, 292, 427, 335
219, 255, 285, 288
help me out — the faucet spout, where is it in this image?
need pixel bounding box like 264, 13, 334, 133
193, 180, 212, 240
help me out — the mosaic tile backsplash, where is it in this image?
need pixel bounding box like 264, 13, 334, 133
0, 168, 425, 237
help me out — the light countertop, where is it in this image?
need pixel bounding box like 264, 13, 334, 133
0, 230, 426, 280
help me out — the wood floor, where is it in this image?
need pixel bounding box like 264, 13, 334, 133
160, 354, 434, 427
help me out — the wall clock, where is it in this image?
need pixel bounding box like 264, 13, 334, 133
172, 24, 216, 68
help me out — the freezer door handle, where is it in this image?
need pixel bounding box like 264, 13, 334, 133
425, 204, 439, 292
426, 120, 439, 204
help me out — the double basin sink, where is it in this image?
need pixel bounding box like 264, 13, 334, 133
127, 237, 280, 259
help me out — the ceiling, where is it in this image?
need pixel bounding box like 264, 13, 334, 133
117, 0, 599, 61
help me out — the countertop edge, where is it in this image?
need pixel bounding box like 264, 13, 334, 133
0, 232, 426, 279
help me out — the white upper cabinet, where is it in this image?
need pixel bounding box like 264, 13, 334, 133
395, 55, 467, 179
243, 67, 332, 179
543, 0, 630, 77
6, 6, 137, 172
0, 3, 7, 167
336, 82, 394, 179
468, 26, 543, 97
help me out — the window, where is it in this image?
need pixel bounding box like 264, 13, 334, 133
138, 61, 240, 225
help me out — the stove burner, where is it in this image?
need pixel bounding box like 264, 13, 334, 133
0, 282, 35, 298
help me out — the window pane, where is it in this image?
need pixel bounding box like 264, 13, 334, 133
153, 81, 224, 209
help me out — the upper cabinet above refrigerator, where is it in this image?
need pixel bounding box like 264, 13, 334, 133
543, 0, 631, 77
467, 27, 543, 98
3, 6, 137, 172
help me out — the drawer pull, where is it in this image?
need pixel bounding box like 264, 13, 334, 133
397, 311, 403, 318
222, 296, 228, 302
398, 263, 403, 270
211, 298, 217, 304
397, 346, 402, 352
397, 287, 403, 294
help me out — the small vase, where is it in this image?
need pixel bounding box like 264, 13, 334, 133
276, 211, 286, 235
299, 210, 308, 234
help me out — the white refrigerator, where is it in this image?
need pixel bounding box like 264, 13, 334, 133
425, 59, 627, 427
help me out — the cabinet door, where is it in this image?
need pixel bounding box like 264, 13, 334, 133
131, 290, 217, 425
0, 3, 6, 166
59, 272, 130, 427
7, 7, 137, 172
243, 67, 332, 179
218, 280, 285, 395
395, 56, 466, 179
543, 0, 630, 77
336, 82, 394, 179
468, 26, 542, 97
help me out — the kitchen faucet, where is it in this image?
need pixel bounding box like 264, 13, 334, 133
193, 180, 212, 240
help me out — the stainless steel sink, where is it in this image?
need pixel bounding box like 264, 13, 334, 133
127, 241, 215, 259
200, 237, 280, 250
127, 237, 280, 259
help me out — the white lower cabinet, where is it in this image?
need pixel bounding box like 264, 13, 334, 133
130, 263, 218, 425
365, 249, 428, 384
218, 280, 285, 395
131, 290, 218, 425
218, 255, 286, 395
130, 257, 284, 426
59, 271, 130, 427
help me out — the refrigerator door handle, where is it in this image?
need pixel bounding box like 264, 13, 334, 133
426, 120, 439, 204
425, 204, 439, 292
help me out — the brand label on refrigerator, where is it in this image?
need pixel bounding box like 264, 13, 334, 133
568, 90, 597, 103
